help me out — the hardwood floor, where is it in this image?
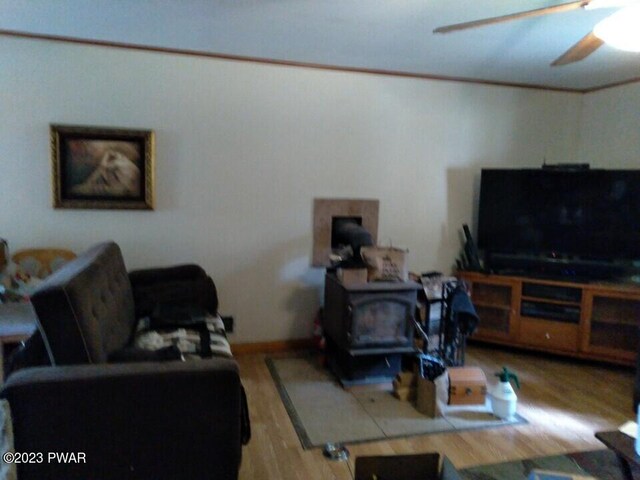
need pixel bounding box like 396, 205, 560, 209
236, 344, 635, 479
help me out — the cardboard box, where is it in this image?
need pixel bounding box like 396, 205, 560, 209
448, 367, 487, 405
355, 452, 462, 480
394, 371, 416, 387
393, 386, 416, 402
336, 267, 368, 285
393, 372, 417, 401
416, 377, 439, 417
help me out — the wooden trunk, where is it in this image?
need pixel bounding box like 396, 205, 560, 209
448, 367, 487, 405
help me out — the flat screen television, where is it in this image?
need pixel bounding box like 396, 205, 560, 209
477, 168, 640, 278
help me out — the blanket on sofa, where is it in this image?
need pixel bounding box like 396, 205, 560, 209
135, 314, 232, 358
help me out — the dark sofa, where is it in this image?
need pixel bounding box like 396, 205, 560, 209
1, 242, 249, 480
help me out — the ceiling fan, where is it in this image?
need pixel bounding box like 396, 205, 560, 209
433, 0, 640, 66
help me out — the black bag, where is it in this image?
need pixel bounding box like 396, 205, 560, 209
150, 303, 208, 328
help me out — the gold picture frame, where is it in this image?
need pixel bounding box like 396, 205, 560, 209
50, 124, 155, 210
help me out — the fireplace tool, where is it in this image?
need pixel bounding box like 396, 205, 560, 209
438, 280, 479, 366
413, 320, 446, 382
415, 278, 479, 367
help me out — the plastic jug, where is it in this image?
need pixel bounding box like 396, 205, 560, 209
489, 367, 520, 420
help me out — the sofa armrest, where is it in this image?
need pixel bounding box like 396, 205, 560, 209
1, 359, 243, 480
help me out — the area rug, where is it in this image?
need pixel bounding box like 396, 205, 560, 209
266, 355, 526, 449
458, 448, 639, 480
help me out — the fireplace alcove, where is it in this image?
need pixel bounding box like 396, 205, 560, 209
312, 198, 419, 386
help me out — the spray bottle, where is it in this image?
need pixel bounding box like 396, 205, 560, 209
490, 367, 520, 420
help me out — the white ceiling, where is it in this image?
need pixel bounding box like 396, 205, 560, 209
2, 0, 640, 91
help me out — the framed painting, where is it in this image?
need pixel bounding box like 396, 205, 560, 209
50, 124, 155, 210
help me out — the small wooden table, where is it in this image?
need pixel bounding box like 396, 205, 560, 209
596, 430, 640, 480
0, 302, 37, 380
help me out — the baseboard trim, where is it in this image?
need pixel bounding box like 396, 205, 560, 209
231, 338, 314, 356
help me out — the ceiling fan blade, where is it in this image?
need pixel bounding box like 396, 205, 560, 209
433, 1, 588, 34
551, 31, 604, 66
585, 0, 640, 10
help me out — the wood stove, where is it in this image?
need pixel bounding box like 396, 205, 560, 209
323, 273, 420, 386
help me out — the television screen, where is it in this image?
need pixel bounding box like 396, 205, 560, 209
477, 169, 640, 260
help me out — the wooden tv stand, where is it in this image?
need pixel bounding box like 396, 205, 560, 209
458, 271, 640, 366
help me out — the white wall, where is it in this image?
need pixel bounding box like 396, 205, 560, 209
578, 83, 640, 168
0, 36, 583, 343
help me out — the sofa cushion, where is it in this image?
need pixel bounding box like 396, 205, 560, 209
129, 264, 218, 318
30, 242, 136, 365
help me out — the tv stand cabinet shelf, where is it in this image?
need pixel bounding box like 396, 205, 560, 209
458, 271, 640, 366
